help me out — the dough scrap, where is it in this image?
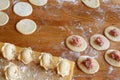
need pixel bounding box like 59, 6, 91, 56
18, 48, 33, 64
16, 19, 37, 35
39, 53, 52, 70
29, 0, 48, 6
4, 62, 20, 80
104, 26, 120, 42
105, 49, 120, 67
0, 11, 9, 26
77, 56, 99, 74
57, 59, 70, 77
82, 0, 100, 8
0, 0, 10, 10
1, 43, 16, 60
90, 34, 110, 50
13, 2, 33, 17
66, 35, 87, 52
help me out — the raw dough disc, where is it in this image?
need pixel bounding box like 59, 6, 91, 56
0, 11, 9, 26
0, 0, 10, 10
105, 49, 120, 67
104, 26, 120, 42
29, 0, 48, 6
82, 0, 100, 8
13, 2, 33, 17
66, 35, 87, 52
90, 34, 110, 50
77, 56, 99, 74
16, 19, 37, 35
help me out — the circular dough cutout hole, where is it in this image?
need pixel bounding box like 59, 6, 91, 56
104, 26, 120, 42
13, 2, 33, 17
16, 19, 37, 35
105, 49, 120, 67
90, 34, 110, 50
0, 0, 10, 10
82, 0, 100, 8
66, 35, 87, 52
29, 0, 48, 6
77, 56, 99, 74
0, 11, 9, 26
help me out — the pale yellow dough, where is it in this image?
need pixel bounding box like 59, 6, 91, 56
4, 62, 20, 80
0, 0, 10, 10
57, 59, 70, 77
16, 19, 37, 35
13, 2, 33, 17
90, 34, 110, 50
82, 0, 100, 8
0, 11, 9, 26
66, 35, 87, 52
1, 43, 16, 60
105, 49, 120, 67
104, 26, 120, 42
29, 0, 48, 6
18, 48, 33, 64
77, 56, 99, 74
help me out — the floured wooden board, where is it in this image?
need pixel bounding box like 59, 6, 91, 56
0, 0, 120, 80
0, 42, 74, 80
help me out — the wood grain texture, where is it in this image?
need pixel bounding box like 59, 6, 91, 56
0, 0, 120, 80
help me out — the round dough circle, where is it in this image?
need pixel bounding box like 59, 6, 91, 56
105, 49, 120, 67
104, 26, 120, 42
16, 19, 37, 35
29, 0, 48, 6
13, 2, 33, 17
90, 34, 110, 50
66, 35, 87, 52
0, 0, 10, 10
0, 11, 9, 26
77, 56, 99, 74
82, 0, 100, 8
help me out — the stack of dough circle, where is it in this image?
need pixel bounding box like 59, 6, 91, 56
0, 0, 10, 10
16, 19, 37, 35
105, 49, 120, 67
66, 35, 87, 52
81, 0, 100, 8
1, 43, 16, 60
104, 26, 120, 42
57, 59, 70, 77
0, 11, 9, 26
13, 2, 33, 17
77, 56, 99, 74
18, 48, 33, 64
4, 62, 20, 80
90, 34, 110, 50
29, 0, 48, 6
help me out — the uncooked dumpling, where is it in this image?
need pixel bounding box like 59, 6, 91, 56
1, 43, 16, 60
0, 0, 10, 10
29, 0, 48, 6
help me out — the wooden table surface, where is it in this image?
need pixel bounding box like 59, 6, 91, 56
0, 0, 120, 80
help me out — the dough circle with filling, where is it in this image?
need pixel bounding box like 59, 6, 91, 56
104, 26, 120, 42
105, 49, 120, 67
90, 34, 110, 50
77, 56, 99, 74
66, 35, 87, 52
